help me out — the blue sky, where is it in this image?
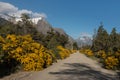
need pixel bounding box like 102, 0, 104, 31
0, 0, 120, 39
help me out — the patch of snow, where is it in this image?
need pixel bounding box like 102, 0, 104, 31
15, 17, 42, 24
31, 17, 42, 24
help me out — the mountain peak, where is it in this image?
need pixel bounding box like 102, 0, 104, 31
76, 33, 93, 47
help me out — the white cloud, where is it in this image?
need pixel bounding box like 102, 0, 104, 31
80, 32, 92, 38
0, 2, 18, 14
14, 9, 32, 18
32, 12, 47, 18
0, 2, 47, 18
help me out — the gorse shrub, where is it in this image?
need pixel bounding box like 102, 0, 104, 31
115, 50, 120, 60
80, 49, 120, 70
115, 50, 120, 68
85, 49, 93, 56
105, 56, 119, 69
71, 50, 77, 53
0, 35, 54, 71
79, 49, 93, 57
57, 46, 71, 59
96, 50, 106, 59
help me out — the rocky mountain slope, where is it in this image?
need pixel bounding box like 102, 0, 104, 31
36, 18, 75, 49
36, 19, 52, 35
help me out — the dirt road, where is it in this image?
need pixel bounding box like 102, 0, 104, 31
1, 52, 119, 80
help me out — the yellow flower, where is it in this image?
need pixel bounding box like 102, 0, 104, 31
16, 47, 23, 53
6, 34, 16, 41
1, 34, 55, 71
105, 56, 119, 69
57, 45, 71, 59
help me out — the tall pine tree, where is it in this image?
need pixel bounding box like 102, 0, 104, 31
109, 28, 120, 52
92, 23, 109, 52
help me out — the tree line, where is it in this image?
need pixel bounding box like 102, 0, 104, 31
92, 23, 120, 53
80, 23, 120, 70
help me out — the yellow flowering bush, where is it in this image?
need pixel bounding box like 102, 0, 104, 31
1, 34, 54, 71
85, 49, 93, 56
57, 46, 71, 59
115, 50, 120, 68
79, 49, 93, 57
80, 49, 120, 70
105, 56, 119, 69
96, 50, 106, 59
115, 50, 120, 60
71, 50, 77, 53
20, 53, 44, 71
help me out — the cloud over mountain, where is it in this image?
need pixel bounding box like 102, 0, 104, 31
0, 2, 46, 18
76, 32, 93, 47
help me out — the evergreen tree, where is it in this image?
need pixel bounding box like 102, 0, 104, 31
73, 42, 78, 50
21, 13, 30, 24
47, 36, 59, 49
92, 23, 109, 52
109, 28, 120, 52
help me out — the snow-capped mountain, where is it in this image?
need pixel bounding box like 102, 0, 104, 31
31, 17, 42, 24
0, 13, 13, 20
0, 13, 43, 24
15, 17, 43, 24
76, 33, 93, 47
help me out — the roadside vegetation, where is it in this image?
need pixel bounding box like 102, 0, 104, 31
0, 13, 77, 77
80, 23, 120, 70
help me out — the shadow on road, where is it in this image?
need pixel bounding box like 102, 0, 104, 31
49, 63, 119, 80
